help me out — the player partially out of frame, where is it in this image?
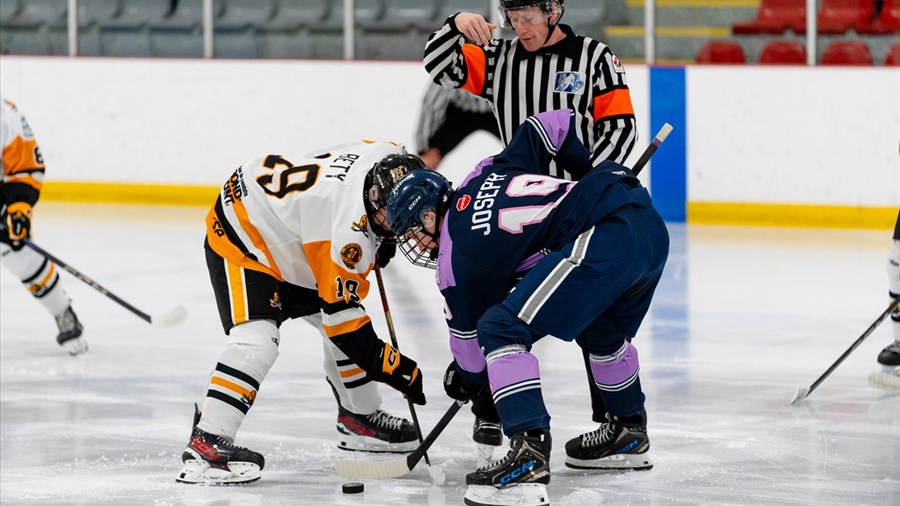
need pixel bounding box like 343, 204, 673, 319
0, 96, 87, 355
386, 109, 669, 506
870, 208, 900, 392
176, 141, 428, 485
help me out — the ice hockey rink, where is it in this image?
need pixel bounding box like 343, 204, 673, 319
1, 202, 898, 506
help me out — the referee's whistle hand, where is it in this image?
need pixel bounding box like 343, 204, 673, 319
456, 12, 497, 46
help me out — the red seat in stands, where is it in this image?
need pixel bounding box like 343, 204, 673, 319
732, 0, 806, 35
821, 40, 873, 65
817, 0, 874, 34
759, 40, 806, 64
856, 0, 900, 34
695, 40, 746, 64
885, 42, 900, 65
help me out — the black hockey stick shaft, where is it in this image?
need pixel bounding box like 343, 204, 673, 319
374, 266, 431, 467
405, 399, 466, 471
631, 123, 674, 176
23, 238, 153, 323
804, 298, 900, 398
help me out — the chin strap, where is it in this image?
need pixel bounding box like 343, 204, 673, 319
540, 2, 564, 48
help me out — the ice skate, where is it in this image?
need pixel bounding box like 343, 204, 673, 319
565, 411, 653, 471
473, 417, 503, 464
176, 405, 265, 485
336, 405, 418, 453
869, 342, 900, 393
55, 306, 87, 356
464, 429, 551, 506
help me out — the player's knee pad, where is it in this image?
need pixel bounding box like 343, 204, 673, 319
478, 304, 535, 356
222, 319, 280, 380
2, 245, 47, 281
589, 341, 641, 393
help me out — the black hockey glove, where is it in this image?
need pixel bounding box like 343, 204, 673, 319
374, 342, 426, 405
4, 202, 32, 251
376, 240, 397, 268
443, 360, 483, 401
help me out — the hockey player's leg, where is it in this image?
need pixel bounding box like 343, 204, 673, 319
1, 244, 86, 354
177, 319, 278, 484
311, 316, 416, 453
871, 238, 900, 392
463, 307, 551, 506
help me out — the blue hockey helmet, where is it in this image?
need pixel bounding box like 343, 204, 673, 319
385, 170, 453, 269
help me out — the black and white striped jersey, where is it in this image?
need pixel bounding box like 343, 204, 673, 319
424, 17, 637, 179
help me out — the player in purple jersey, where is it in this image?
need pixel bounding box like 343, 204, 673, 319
386, 109, 669, 506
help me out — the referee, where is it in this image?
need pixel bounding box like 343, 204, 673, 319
423, 0, 639, 456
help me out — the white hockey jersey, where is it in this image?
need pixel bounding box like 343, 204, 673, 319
206, 140, 404, 339
1, 96, 45, 205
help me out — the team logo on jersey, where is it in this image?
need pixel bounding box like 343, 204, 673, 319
352, 214, 370, 236
611, 55, 625, 73
554, 71, 585, 95
456, 194, 471, 212
340, 243, 363, 269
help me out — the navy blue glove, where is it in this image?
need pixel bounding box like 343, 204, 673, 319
443, 360, 483, 401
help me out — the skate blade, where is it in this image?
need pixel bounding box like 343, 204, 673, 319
61, 337, 89, 356
476, 443, 496, 464
337, 436, 416, 454
868, 370, 900, 393
464, 483, 549, 506
175, 460, 261, 485
565, 452, 654, 471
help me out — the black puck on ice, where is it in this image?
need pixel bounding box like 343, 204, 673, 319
342, 482, 364, 494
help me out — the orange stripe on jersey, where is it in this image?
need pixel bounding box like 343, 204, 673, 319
229, 198, 283, 280
226, 260, 248, 324
339, 367, 365, 378
210, 375, 254, 397
205, 206, 280, 279
592, 88, 635, 122
303, 240, 372, 304
461, 43, 487, 95
2, 137, 44, 176
323, 316, 371, 338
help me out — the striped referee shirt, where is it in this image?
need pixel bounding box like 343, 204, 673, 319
424, 18, 637, 179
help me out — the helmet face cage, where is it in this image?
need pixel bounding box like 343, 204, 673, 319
498, 0, 561, 29
386, 170, 450, 270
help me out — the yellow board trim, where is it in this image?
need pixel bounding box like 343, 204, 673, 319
605, 25, 732, 38
41, 181, 219, 207
688, 202, 897, 230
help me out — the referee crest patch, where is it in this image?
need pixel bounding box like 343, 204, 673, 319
554, 72, 585, 94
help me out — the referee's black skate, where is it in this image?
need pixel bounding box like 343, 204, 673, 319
55, 306, 87, 356
336, 405, 418, 453
176, 404, 264, 485
565, 411, 653, 471
464, 429, 551, 506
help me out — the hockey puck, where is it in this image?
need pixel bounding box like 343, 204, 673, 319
342, 482, 364, 494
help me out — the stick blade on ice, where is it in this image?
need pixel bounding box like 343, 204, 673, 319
334, 457, 411, 481
151, 305, 188, 328
790, 387, 809, 405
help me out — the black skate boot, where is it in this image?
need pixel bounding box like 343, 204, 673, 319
336, 405, 418, 453
869, 341, 900, 392
473, 417, 503, 463
877, 341, 900, 366
55, 306, 87, 356
176, 404, 265, 484
565, 411, 653, 471
464, 429, 551, 506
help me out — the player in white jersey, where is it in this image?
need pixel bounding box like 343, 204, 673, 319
176, 140, 429, 485
0, 96, 87, 355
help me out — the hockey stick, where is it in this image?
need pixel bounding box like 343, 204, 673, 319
373, 266, 445, 486
335, 399, 467, 480
21, 238, 187, 328
631, 123, 674, 176
791, 298, 900, 404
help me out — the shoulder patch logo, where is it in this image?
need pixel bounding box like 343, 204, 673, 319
351, 214, 370, 236
554, 71, 585, 94
340, 243, 363, 269
611, 55, 625, 73
456, 194, 472, 212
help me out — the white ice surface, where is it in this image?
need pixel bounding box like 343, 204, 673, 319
1, 203, 898, 505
